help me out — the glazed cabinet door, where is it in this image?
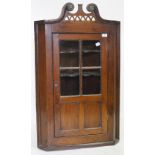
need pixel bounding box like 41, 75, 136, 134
53, 34, 108, 139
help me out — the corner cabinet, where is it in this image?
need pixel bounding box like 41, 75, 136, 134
34, 3, 120, 150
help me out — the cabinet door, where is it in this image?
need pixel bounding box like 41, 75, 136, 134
53, 34, 108, 138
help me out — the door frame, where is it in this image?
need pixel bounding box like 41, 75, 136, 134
53, 33, 108, 138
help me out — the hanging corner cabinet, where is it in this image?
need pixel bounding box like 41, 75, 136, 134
34, 3, 120, 150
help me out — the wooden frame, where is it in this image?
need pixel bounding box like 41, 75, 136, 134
34, 3, 120, 150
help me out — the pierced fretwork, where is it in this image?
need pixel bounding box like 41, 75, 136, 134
64, 15, 96, 22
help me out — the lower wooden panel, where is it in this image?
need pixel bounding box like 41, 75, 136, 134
84, 102, 102, 128
60, 103, 79, 130
55, 98, 106, 137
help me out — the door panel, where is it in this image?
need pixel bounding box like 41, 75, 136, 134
53, 34, 108, 138
60, 102, 80, 130
60, 69, 80, 96
82, 69, 101, 94
84, 101, 102, 128
60, 40, 79, 67
82, 40, 101, 67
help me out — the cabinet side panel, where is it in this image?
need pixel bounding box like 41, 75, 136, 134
106, 28, 115, 141
35, 23, 47, 147
115, 23, 120, 141
45, 24, 54, 143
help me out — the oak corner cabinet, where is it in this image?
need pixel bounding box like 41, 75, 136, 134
34, 3, 120, 151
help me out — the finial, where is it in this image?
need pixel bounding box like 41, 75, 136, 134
66, 3, 74, 11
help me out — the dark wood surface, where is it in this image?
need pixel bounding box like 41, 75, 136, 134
34, 3, 120, 150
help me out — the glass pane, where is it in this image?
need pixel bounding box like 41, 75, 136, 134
82, 69, 101, 94
60, 41, 79, 67
60, 69, 79, 96
82, 40, 100, 67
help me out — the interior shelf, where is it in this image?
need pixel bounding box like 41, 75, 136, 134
83, 49, 100, 53
61, 72, 100, 77
60, 67, 80, 70
61, 72, 79, 77
82, 66, 101, 69
60, 49, 100, 54
60, 50, 79, 54
60, 66, 101, 70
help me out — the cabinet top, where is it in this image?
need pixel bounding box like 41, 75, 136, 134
34, 3, 120, 25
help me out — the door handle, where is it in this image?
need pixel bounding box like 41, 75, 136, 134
54, 81, 60, 101
54, 81, 59, 88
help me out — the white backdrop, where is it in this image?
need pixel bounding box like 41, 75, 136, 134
1, 0, 155, 155
31, 0, 124, 155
